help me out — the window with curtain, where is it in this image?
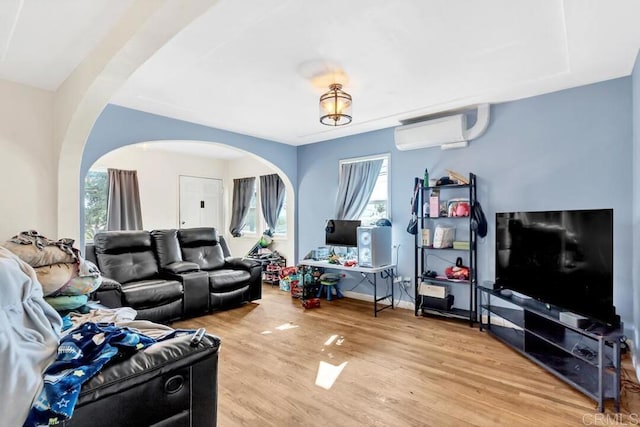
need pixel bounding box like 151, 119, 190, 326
259, 173, 286, 236
229, 177, 256, 237
336, 154, 389, 224
231, 175, 288, 238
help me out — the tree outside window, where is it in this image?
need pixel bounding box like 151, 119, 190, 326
242, 184, 258, 234
84, 170, 108, 242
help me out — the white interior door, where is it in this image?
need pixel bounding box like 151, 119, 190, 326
179, 176, 224, 229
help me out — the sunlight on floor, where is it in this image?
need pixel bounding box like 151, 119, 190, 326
261, 322, 300, 334
275, 322, 299, 331
324, 334, 338, 346
315, 361, 348, 390
315, 334, 349, 389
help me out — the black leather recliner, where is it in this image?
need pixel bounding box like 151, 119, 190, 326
175, 228, 262, 311
66, 332, 220, 426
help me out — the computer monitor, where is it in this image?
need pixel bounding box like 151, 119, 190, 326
325, 219, 361, 247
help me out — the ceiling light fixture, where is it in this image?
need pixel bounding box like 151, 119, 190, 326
319, 83, 352, 126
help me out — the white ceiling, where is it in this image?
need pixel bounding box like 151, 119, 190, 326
0, 0, 132, 90
1, 0, 640, 146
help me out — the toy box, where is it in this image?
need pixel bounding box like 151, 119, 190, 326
281, 274, 301, 292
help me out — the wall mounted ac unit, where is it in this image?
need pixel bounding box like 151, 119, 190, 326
394, 104, 490, 151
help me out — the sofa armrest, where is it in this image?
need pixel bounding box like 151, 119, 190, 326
161, 261, 200, 274
70, 333, 221, 427
223, 257, 262, 302
98, 277, 122, 291
160, 270, 210, 317
224, 256, 260, 271
78, 332, 220, 400
92, 277, 124, 307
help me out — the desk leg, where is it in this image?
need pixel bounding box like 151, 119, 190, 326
371, 269, 394, 317
373, 272, 377, 317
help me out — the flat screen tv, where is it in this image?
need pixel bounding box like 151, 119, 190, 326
325, 219, 361, 247
495, 209, 616, 326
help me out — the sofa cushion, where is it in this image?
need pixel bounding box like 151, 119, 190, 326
207, 269, 251, 293
121, 279, 183, 308
182, 245, 225, 271
96, 252, 158, 284
94, 231, 152, 254
178, 228, 219, 247
151, 229, 182, 268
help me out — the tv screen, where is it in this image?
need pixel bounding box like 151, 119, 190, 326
495, 209, 615, 326
325, 219, 361, 247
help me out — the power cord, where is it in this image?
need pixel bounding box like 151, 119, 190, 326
399, 280, 415, 303
344, 274, 368, 292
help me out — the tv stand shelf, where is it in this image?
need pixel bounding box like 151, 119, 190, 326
477, 287, 622, 412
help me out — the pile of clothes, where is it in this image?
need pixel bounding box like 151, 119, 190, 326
1, 230, 102, 311
0, 241, 197, 425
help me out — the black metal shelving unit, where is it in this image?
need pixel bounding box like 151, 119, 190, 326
477, 287, 623, 413
413, 173, 477, 326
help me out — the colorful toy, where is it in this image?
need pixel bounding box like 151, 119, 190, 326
302, 298, 321, 309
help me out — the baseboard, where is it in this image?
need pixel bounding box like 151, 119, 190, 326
341, 290, 414, 310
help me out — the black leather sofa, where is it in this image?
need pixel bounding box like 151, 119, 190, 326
176, 228, 263, 311
65, 332, 220, 426
87, 228, 262, 323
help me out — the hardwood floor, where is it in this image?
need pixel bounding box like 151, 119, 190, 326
174, 285, 640, 426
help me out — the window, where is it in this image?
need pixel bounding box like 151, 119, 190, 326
235, 174, 288, 238
242, 183, 258, 234
84, 170, 108, 242
339, 154, 389, 225
274, 193, 287, 236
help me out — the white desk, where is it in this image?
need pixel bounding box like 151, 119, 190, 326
298, 260, 396, 317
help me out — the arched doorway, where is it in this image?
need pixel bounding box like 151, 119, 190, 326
82, 139, 296, 261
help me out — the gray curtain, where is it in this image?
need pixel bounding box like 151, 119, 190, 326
229, 177, 256, 237
260, 174, 286, 232
106, 168, 143, 230
335, 159, 383, 220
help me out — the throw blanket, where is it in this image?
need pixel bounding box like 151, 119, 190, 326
24, 322, 157, 426
0, 247, 62, 427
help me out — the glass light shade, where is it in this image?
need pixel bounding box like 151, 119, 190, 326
319, 83, 352, 126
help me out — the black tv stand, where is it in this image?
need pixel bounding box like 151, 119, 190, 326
478, 287, 622, 412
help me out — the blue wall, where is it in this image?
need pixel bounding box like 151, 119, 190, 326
298, 77, 634, 324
